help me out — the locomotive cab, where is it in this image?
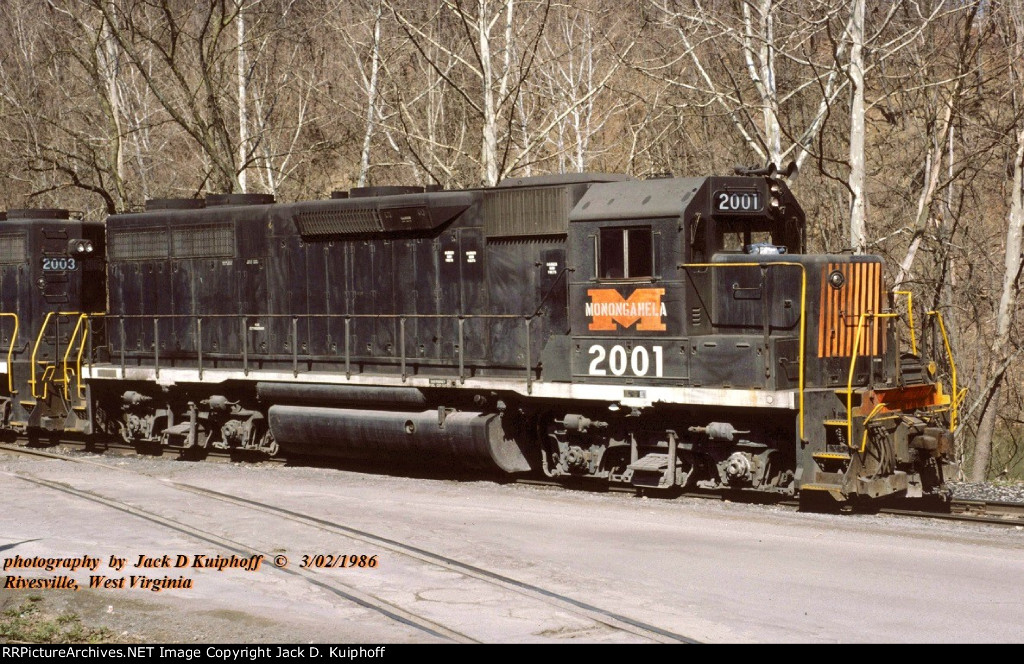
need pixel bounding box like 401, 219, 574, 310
554, 172, 957, 501
555, 175, 807, 491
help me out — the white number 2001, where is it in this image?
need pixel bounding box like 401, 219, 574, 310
588, 344, 663, 377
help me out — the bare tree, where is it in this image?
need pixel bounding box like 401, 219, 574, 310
972, 0, 1024, 481
385, 0, 555, 186
89, 0, 249, 193
648, 0, 852, 174
0, 1, 138, 212
523, 1, 629, 174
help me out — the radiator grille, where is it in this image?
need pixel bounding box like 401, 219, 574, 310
818, 261, 885, 358
295, 208, 382, 237
483, 187, 569, 237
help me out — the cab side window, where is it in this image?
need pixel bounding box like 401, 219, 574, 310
597, 227, 652, 280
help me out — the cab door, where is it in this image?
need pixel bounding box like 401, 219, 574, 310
569, 221, 685, 384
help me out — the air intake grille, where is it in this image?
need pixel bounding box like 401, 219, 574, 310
111, 225, 235, 260
109, 228, 168, 260
172, 224, 235, 258
0, 233, 26, 264
483, 187, 569, 237
295, 208, 382, 238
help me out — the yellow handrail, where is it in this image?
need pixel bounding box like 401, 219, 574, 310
30, 310, 93, 400
27, 310, 104, 402
856, 402, 887, 453
0, 313, 19, 395
927, 310, 958, 432
845, 311, 898, 450
29, 311, 58, 399
61, 314, 90, 400
893, 290, 917, 355
74, 324, 91, 400
680, 261, 807, 439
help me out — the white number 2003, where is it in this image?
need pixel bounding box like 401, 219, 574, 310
588, 344, 663, 377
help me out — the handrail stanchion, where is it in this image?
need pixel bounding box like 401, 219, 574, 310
154, 317, 160, 379
74, 325, 89, 399
927, 310, 959, 432
197, 317, 203, 380
119, 316, 126, 375
87, 316, 92, 373
457, 317, 465, 384
524, 317, 533, 395
344, 317, 351, 379
399, 317, 407, 382
61, 314, 89, 399
844, 312, 898, 452
893, 290, 917, 355
292, 317, 299, 377
242, 317, 249, 376
31, 312, 57, 398
845, 312, 868, 450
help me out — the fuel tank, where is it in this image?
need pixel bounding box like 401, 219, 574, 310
267, 405, 533, 474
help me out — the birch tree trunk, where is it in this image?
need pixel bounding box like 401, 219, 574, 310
237, 1, 248, 193
478, 0, 502, 186
848, 0, 866, 253
358, 0, 384, 187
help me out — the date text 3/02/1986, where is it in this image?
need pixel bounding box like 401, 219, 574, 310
299, 554, 379, 569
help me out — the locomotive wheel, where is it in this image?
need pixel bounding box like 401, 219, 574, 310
798, 490, 843, 514
179, 447, 207, 461
599, 445, 630, 481
179, 440, 209, 461
133, 442, 163, 456
26, 428, 59, 448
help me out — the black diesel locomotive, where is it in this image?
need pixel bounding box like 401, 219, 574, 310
0, 168, 961, 503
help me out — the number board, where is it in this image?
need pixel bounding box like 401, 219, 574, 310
577, 340, 686, 382
714, 189, 763, 213
41, 257, 79, 272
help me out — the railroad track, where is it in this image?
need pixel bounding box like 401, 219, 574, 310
883, 498, 1024, 526
0, 442, 699, 643
949, 499, 1024, 520
7, 469, 472, 643
4, 437, 1024, 528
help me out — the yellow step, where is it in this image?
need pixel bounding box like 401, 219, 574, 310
813, 452, 851, 460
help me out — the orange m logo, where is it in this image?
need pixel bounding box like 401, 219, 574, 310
586, 288, 667, 331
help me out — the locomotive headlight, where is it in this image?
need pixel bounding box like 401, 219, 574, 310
67, 239, 93, 254
769, 182, 783, 209
828, 270, 846, 289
